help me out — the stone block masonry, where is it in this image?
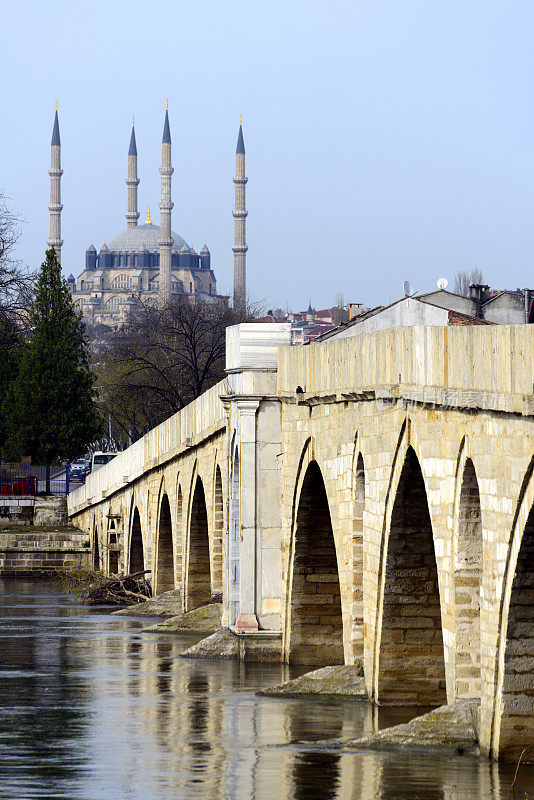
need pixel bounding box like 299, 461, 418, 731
0, 529, 91, 577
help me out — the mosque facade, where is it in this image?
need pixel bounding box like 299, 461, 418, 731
47, 107, 248, 328
69, 209, 217, 327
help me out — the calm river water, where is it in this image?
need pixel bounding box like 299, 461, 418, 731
0, 580, 533, 800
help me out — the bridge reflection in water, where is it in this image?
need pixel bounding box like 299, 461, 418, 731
0, 582, 533, 800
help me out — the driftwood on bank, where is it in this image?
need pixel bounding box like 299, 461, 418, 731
85, 570, 152, 605
56, 565, 152, 605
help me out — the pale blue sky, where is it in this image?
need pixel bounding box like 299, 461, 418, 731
2, 1, 533, 310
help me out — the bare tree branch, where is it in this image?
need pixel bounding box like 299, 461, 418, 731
93, 295, 257, 446
0, 193, 34, 325
454, 268, 484, 297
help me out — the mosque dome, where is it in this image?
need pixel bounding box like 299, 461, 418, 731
108, 223, 186, 254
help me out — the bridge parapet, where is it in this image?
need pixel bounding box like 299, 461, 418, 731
68, 380, 227, 515
277, 326, 534, 410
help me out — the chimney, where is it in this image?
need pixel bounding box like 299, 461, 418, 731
524, 289, 532, 324
348, 302, 363, 321
468, 284, 490, 317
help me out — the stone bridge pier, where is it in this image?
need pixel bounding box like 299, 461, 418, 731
68, 323, 534, 761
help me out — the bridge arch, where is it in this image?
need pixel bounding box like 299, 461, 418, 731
92, 518, 100, 570
186, 474, 211, 611
228, 446, 241, 625
286, 458, 344, 666
453, 451, 483, 699
155, 490, 175, 594
351, 436, 366, 661
492, 456, 534, 761
375, 445, 446, 706
175, 481, 183, 594
129, 506, 144, 574
212, 461, 224, 598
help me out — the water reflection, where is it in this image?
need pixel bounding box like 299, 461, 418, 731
292, 751, 341, 800
1, 581, 534, 800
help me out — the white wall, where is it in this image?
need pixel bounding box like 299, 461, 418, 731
483, 294, 525, 325
226, 323, 291, 370
328, 297, 448, 340
420, 290, 477, 316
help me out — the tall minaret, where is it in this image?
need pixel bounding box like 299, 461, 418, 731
48, 103, 64, 263
125, 116, 140, 228
158, 102, 174, 306
232, 117, 248, 312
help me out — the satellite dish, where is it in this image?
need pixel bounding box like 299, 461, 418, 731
437, 277, 448, 290
403, 280, 414, 297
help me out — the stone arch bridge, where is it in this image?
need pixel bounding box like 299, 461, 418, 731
69, 324, 534, 761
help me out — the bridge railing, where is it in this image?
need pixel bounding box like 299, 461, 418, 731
277, 325, 534, 399
68, 380, 227, 513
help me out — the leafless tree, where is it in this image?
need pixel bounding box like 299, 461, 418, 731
0, 193, 34, 324
454, 268, 484, 297
94, 295, 257, 444
333, 291, 347, 325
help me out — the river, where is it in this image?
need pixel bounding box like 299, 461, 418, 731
0, 580, 533, 800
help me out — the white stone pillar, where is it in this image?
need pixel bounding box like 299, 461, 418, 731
223, 323, 292, 633
234, 399, 260, 630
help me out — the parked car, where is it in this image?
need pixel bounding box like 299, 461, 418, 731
69, 459, 90, 482
90, 452, 117, 473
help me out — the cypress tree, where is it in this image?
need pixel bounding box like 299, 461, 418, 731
4, 248, 102, 463
0, 319, 22, 457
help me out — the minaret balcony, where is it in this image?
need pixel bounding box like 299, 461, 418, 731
233, 176, 248, 185
48, 168, 64, 177
232, 245, 248, 253
126, 178, 140, 187
158, 238, 174, 247
48, 203, 64, 212
232, 210, 248, 219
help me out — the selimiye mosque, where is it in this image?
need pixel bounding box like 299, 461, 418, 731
47, 104, 248, 327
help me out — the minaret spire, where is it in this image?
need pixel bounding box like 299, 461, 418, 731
48, 106, 64, 263
159, 105, 174, 306
125, 117, 140, 228
233, 117, 248, 312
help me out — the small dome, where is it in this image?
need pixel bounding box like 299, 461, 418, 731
100, 242, 110, 253
86, 243, 96, 253
200, 243, 210, 255
180, 241, 190, 254
67, 273, 75, 281
108, 223, 186, 254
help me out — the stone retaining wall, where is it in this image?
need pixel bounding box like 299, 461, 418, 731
0, 530, 91, 576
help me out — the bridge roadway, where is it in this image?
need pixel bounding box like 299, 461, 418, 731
68, 323, 534, 761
